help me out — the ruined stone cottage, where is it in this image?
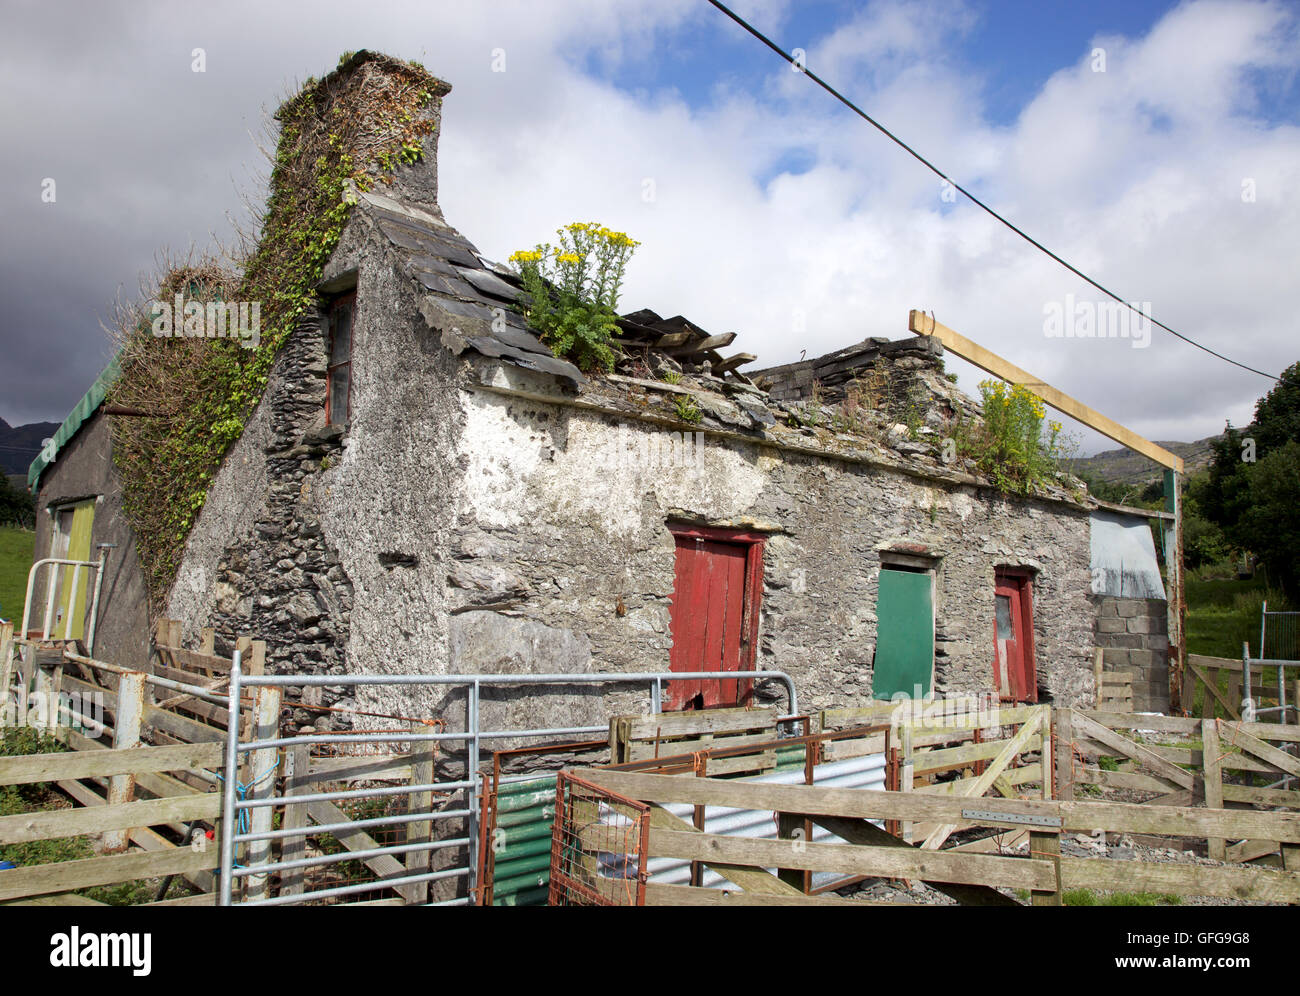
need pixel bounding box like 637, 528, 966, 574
26, 52, 1171, 724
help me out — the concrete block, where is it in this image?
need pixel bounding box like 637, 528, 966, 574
1097, 617, 1127, 635
1107, 634, 1146, 650
1116, 600, 1140, 618
1103, 648, 1131, 668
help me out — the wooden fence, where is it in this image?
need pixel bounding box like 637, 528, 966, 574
0, 740, 223, 906
1060, 707, 1300, 864
1183, 652, 1298, 721
0, 619, 258, 905
572, 766, 1300, 906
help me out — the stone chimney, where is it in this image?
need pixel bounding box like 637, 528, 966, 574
277, 50, 452, 213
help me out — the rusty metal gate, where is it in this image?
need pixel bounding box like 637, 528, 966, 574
548, 770, 650, 906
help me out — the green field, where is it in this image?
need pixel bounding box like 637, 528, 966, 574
0, 525, 36, 624
1185, 574, 1282, 659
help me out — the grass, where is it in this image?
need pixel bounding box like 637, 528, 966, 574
0, 525, 35, 624
1013, 887, 1182, 906
1063, 889, 1182, 907
0, 727, 171, 905
1185, 574, 1280, 659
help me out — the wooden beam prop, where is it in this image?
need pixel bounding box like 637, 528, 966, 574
908, 311, 1184, 473
1071, 712, 1194, 790
921, 710, 1044, 850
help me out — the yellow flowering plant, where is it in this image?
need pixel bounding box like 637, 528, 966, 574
508, 222, 639, 373
956, 380, 1070, 494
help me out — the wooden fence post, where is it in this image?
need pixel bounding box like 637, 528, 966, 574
775, 812, 806, 893
406, 723, 435, 904
0, 621, 13, 728
1202, 718, 1226, 861
103, 670, 145, 853
900, 723, 914, 842
1055, 708, 1075, 801
1030, 829, 1063, 906
243, 683, 282, 902
279, 741, 312, 897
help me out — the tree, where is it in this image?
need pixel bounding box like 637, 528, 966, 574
1233, 440, 1300, 600
1252, 361, 1300, 456
0, 475, 35, 529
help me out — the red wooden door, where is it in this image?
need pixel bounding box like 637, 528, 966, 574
667, 532, 757, 710
992, 572, 1036, 703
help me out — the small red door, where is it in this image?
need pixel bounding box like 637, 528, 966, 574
666, 528, 763, 710
992, 571, 1036, 703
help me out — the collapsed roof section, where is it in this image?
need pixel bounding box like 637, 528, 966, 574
354, 188, 1077, 498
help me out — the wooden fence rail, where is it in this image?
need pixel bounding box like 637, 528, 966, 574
574, 766, 1300, 906
0, 741, 223, 905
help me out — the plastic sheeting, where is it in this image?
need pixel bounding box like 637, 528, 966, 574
1089, 509, 1166, 599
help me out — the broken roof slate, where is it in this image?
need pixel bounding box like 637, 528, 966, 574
362, 191, 586, 389
356, 191, 1106, 512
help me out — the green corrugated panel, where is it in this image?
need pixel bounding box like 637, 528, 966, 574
498, 774, 556, 797
27, 352, 122, 492
495, 889, 549, 907
492, 868, 550, 899
490, 775, 557, 906
774, 744, 808, 773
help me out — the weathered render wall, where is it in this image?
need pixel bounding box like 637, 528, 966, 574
1091, 594, 1170, 713
441, 365, 1098, 719
31, 411, 150, 668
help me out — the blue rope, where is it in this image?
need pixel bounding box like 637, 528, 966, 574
214, 756, 281, 859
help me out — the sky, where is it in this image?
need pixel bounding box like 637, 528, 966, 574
1, 0, 1297, 455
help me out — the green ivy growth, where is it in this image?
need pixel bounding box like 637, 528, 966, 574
673, 395, 703, 425
108, 52, 447, 607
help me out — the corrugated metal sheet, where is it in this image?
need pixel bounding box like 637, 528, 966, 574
649, 752, 887, 891
1089, 510, 1166, 599
488, 745, 862, 905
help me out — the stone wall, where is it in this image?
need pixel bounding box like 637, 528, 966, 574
1091, 594, 1169, 712
435, 361, 1098, 722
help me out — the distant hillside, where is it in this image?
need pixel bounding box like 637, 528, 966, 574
0, 417, 58, 477
1068, 434, 1221, 490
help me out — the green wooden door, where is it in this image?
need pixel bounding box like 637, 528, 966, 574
872, 568, 934, 699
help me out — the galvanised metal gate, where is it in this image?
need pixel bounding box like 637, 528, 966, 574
217, 658, 797, 906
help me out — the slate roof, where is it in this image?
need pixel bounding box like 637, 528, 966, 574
357, 188, 587, 389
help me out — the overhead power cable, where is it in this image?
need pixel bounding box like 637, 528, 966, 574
705, 0, 1281, 381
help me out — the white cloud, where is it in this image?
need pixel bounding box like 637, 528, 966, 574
3, 0, 1296, 451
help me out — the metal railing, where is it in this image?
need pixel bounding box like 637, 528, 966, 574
1242, 641, 1300, 724
1261, 601, 1299, 663
18, 545, 113, 651
217, 660, 798, 906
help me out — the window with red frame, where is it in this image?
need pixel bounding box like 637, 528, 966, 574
326, 293, 354, 426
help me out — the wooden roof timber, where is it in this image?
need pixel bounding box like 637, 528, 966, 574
909, 310, 1184, 474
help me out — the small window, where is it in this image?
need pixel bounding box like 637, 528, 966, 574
327, 293, 355, 426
